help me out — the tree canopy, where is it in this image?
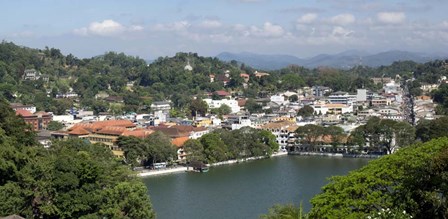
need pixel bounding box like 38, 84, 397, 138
309, 137, 448, 219
0, 98, 155, 218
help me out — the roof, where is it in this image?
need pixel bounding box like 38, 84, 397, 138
215, 90, 230, 96
260, 120, 298, 130
95, 126, 128, 136
254, 71, 270, 77
172, 136, 190, 147
325, 104, 348, 108
68, 126, 90, 135
122, 129, 154, 138
238, 99, 247, 107
15, 109, 35, 117
150, 127, 190, 138
416, 95, 431, 100
34, 111, 52, 117
69, 120, 136, 132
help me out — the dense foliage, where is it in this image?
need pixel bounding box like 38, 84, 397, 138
349, 117, 415, 154
309, 137, 448, 218
416, 117, 448, 142
0, 98, 155, 218
184, 127, 279, 164
117, 132, 177, 168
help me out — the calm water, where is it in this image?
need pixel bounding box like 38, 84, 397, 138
143, 156, 370, 219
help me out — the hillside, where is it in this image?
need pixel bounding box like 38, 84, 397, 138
217, 50, 448, 70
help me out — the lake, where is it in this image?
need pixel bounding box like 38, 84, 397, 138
143, 155, 370, 219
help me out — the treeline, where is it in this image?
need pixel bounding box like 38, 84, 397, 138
117, 132, 178, 168
2, 41, 448, 116
184, 127, 279, 164
294, 116, 448, 155
0, 98, 155, 218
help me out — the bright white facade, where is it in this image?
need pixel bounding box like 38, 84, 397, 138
204, 99, 240, 113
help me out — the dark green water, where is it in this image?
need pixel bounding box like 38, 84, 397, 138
143, 156, 370, 219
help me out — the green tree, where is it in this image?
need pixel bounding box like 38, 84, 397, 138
144, 131, 177, 165
309, 137, 448, 219
416, 117, 448, 142
183, 139, 205, 163
288, 94, 299, 102
260, 203, 306, 219
47, 121, 64, 131
297, 105, 314, 118
245, 98, 262, 113
296, 124, 325, 150
189, 99, 208, 117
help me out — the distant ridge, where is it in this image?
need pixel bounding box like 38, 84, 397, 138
216, 50, 448, 70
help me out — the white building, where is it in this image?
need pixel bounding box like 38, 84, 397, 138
384, 80, 400, 94
312, 104, 353, 115
10, 103, 37, 114
270, 95, 288, 106
260, 120, 298, 151
203, 99, 241, 113
356, 89, 367, 102
328, 92, 356, 105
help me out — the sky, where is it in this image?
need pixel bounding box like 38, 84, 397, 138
1, 0, 447, 59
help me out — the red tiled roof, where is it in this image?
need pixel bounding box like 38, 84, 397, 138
68, 126, 90, 135
172, 136, 190, 147
69, 120, 136, 132
215, 90, 230, 96
95, 126, 128, 136
15, 109, 34, 117
122, 129, 154, 138
238, 99, 247, 107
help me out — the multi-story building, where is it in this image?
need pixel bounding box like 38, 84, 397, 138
15, 109, 52, 130
328, 91, 357, 105
260, 120, 298, 151
10, 103, 36, 114
203, 98, 241, 113
22, 69, 41, 80
312, 86, 332, 97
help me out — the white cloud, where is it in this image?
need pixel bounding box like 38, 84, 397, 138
152, 21, 190, 32
73, 19, 144, 36
377, 12, 406, 24
331, 26, 354, 37
129, 25, 144, 31
297, 13, 318, 24
89, 20, 124, 36
250, 22, 285, 38
330, 13, 355, 26
200, 19, 222, 29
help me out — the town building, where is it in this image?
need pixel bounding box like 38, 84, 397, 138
15, 110, 52, 131
203, 98, 241, 114
312, 86, 332, 97
10, 103, 36, 113
260, 120, 298, 151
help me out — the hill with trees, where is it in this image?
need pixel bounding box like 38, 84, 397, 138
1, 41, 448, 117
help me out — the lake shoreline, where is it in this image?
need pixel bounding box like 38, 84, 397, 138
137, 151, 288, 178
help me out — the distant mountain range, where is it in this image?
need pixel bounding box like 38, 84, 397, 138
216, 50, 448, 70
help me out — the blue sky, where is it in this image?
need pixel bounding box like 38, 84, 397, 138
1, 0, 447, 59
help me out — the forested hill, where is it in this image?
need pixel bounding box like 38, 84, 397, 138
1, 41, 448, 116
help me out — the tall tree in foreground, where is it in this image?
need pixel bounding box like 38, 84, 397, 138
0, 98, 155, 218
309, 137, 448, 218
